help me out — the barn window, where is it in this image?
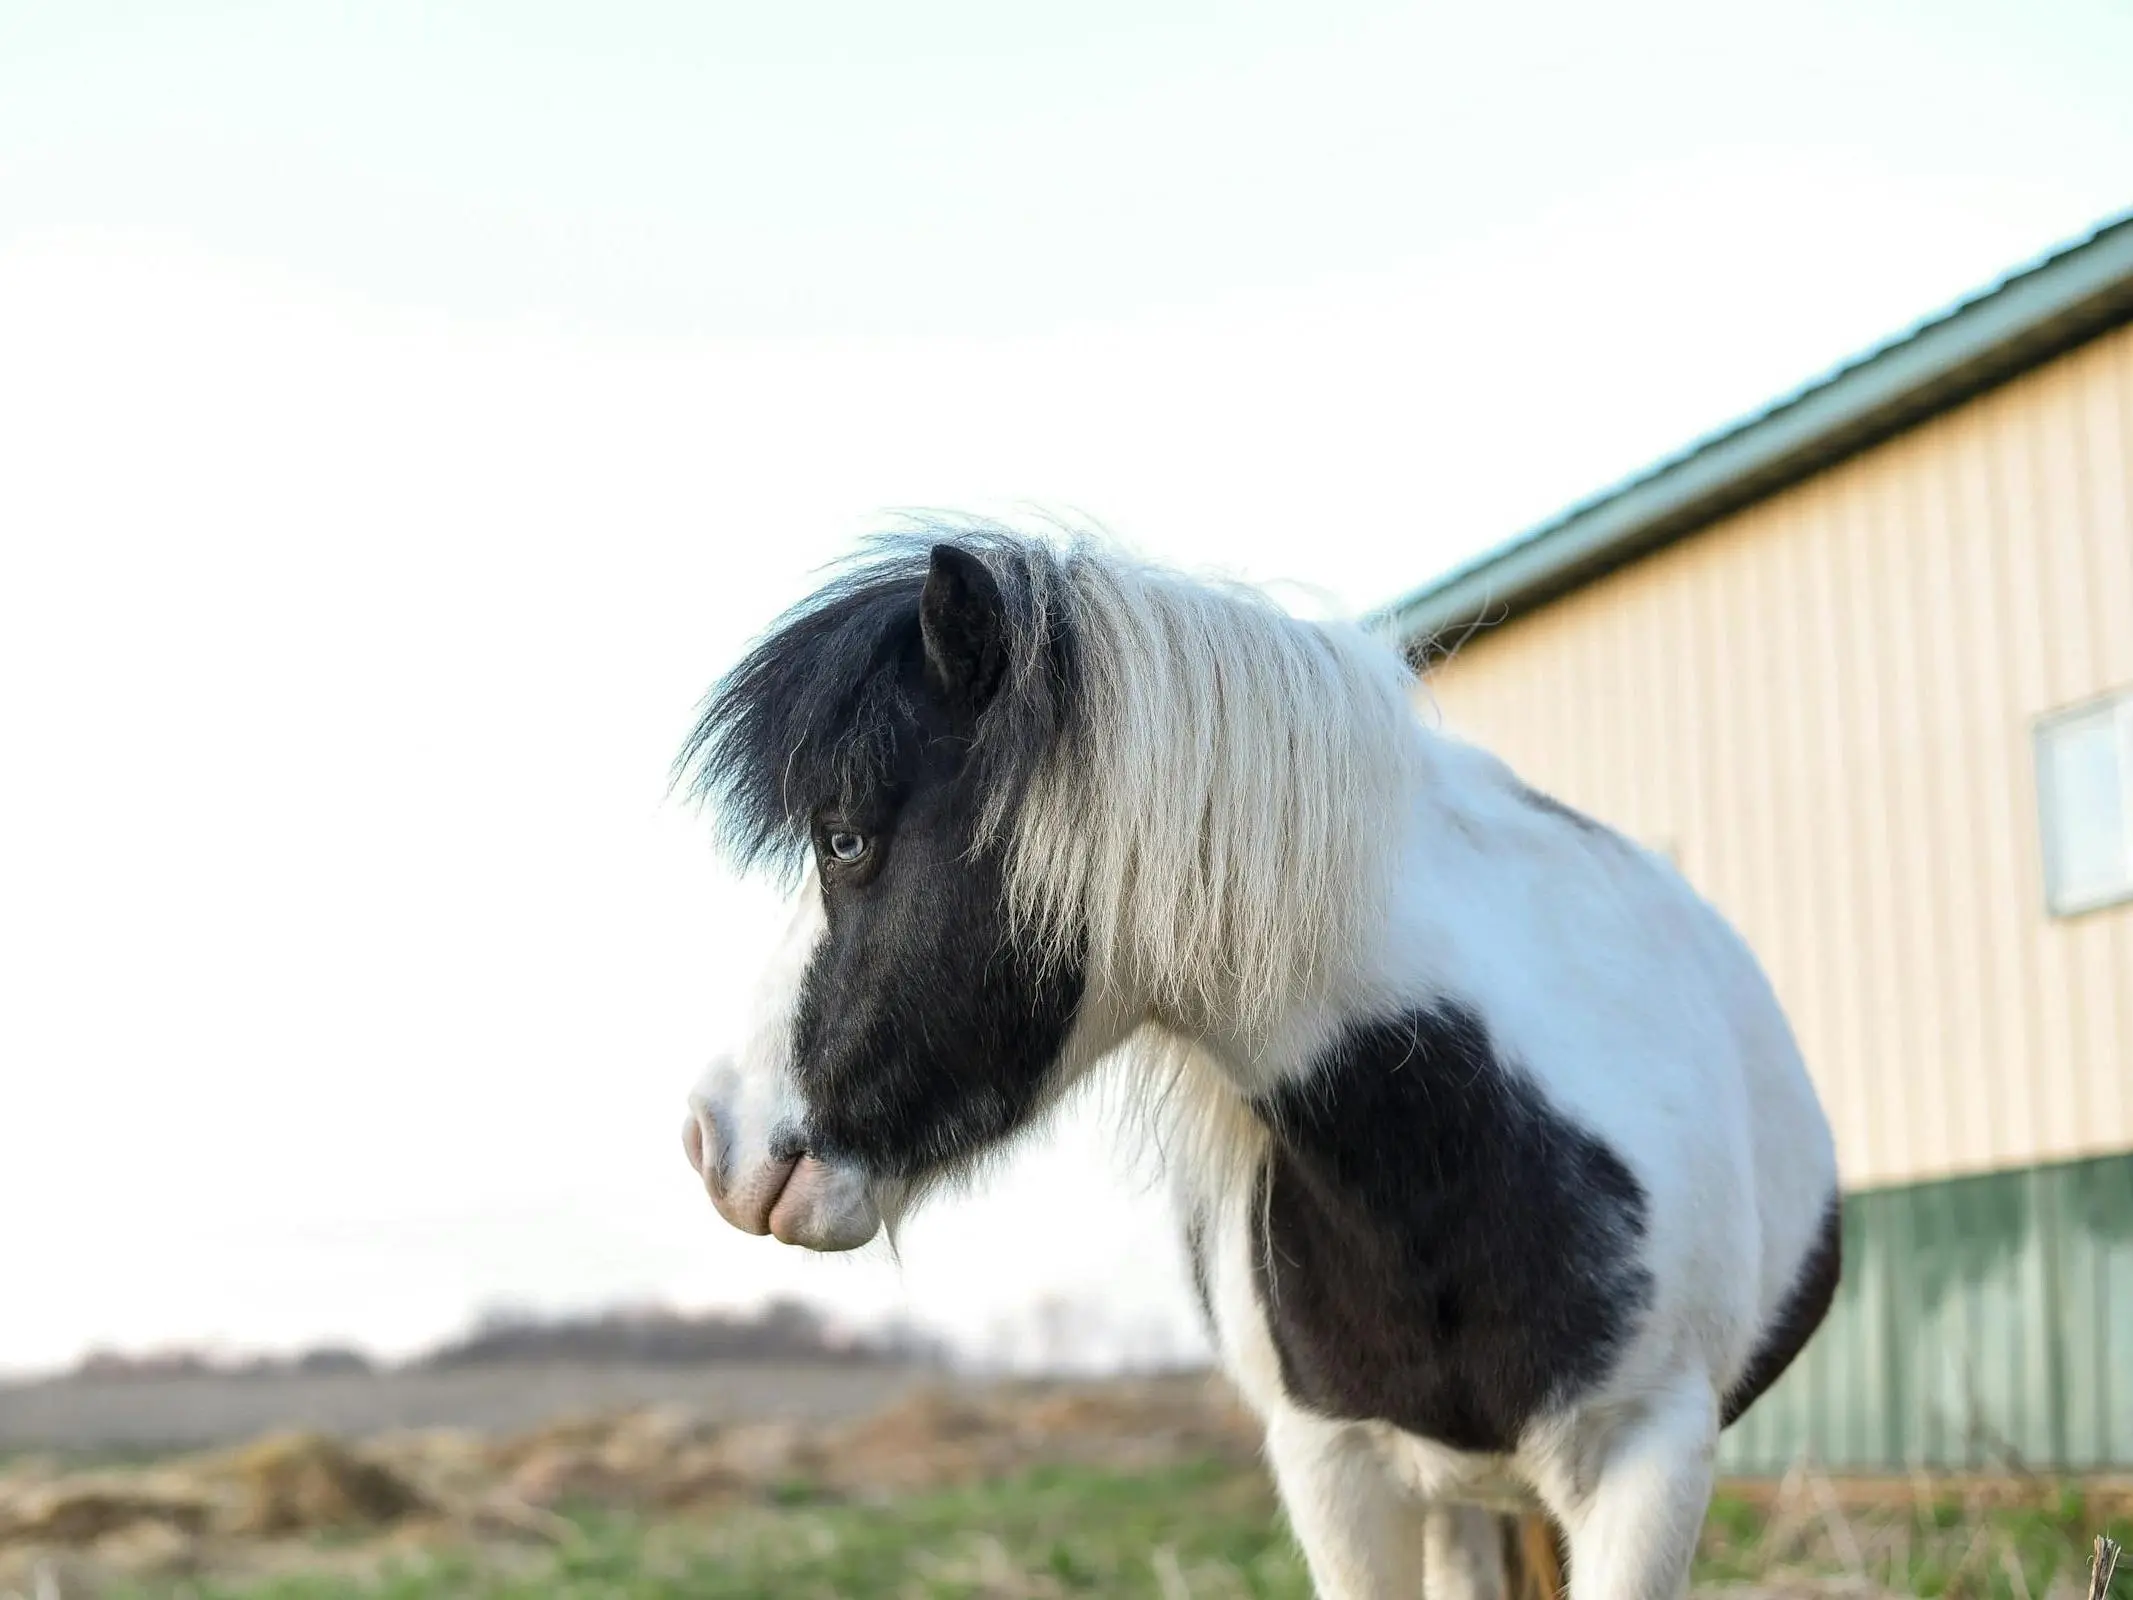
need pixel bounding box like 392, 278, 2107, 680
2034, 691, 2133, 916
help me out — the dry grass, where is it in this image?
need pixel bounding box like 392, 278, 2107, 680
1698, 1466, 2132, 1600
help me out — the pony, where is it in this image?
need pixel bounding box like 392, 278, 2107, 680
675, 525, 1840, 1600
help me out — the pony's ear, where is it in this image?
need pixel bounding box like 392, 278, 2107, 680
919, 544, 1008, 716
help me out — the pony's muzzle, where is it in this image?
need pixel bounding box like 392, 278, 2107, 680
682, 1102, 880, 1252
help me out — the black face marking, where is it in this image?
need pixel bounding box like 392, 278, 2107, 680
788, 642, 1086, 1176
679, 529, 1078, 873
679, 531, 1088, 1184
1250, 1004, 1653, 1453
1720, 1192, 1842, 1427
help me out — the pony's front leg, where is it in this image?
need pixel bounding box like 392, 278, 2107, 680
1264, 1410, 1427, 1598
1264, 1412, 1511, 1598
1548, 1379, 1717, 1600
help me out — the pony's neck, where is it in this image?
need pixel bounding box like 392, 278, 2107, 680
1141, 998, 1347, 1097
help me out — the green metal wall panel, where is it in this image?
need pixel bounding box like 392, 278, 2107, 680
1717, 1150, 2133, 1474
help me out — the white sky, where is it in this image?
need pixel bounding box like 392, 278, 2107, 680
3, 0, 2130, 1376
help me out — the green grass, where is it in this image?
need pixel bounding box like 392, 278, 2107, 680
110, 1461, 1313, 1600
97, 1464, 2132, 1600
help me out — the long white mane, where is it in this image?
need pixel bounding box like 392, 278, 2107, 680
1003, 544, 1426, 1048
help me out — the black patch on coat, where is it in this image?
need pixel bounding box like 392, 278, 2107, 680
1720, 1192, 1842, 1427
1250, 1005, 1654, 1453
678, 529, 1089, 1183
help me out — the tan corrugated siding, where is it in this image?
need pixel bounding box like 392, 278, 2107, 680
1422, 321, 2133, 1190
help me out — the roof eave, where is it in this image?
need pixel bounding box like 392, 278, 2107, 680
1379, 211, 2133, 657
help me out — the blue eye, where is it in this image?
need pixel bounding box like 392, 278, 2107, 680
826, 831, 868, 863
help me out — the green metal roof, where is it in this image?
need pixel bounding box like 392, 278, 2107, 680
1379, 209, 2133, 656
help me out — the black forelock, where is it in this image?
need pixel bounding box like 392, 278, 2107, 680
676, 524, 1081, 872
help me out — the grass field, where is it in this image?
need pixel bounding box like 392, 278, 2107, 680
73, 1461, 2131, 1600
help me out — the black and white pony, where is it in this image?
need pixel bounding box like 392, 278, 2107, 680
677, 528, 1840, 1600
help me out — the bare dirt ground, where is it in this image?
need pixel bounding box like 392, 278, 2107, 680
0, 1362, 925, 1456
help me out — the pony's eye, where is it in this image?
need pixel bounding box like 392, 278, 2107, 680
826, 831, 868, 863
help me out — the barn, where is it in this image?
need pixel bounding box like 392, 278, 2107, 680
1381, 211, 2133, 1473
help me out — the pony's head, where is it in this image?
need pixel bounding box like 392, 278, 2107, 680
676, 533, 1109, 1250
677, 526, 1422, 1251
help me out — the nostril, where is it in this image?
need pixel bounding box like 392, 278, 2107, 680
684, 1106, 727, 1193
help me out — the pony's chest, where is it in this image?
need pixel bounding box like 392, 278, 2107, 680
1239, 1004, 1655, 1454
1369, 1426, 1547, 1513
